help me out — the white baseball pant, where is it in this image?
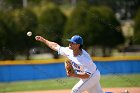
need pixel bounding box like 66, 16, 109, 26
71, 69, 103, 93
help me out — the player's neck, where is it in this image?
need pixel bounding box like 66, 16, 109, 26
73, 49, 82, 57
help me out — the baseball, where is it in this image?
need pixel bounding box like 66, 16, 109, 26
27, 31, 32, 36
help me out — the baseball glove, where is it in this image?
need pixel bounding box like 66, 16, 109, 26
65, 59, 75, 76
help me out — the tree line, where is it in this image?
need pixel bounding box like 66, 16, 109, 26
0, 1, 140, 60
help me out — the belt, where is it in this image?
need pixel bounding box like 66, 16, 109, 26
86, 68, 97, 75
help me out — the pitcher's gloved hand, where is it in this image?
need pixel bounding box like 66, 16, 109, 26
65, 59, 75, 77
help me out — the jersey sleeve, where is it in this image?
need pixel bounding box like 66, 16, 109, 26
58, 46, 69, 57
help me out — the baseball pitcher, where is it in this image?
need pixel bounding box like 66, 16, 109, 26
35, 35, 103, 93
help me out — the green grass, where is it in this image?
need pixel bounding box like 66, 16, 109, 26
100, 74, 140, 88
0, 74, 140, 92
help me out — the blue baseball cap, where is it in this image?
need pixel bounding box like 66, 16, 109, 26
67, 35, 83, 45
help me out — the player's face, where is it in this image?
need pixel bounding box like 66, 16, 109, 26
69, 42, 79, 50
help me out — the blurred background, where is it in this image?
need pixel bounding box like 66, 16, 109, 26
0, 0, 140, 60
0, 0, 140, 92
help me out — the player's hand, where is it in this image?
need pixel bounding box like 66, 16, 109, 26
65, 59, 75, 77
35, 36, 45, 42
67, 71, 76, 77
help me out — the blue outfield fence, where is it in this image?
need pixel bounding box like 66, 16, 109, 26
0, 57, 140, 82
95, 60, 140, 74
0, 63, 66, 82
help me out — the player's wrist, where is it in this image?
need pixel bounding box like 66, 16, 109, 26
42, 38, 46, 42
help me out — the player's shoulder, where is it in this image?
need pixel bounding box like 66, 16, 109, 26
58, 46, 72, 56
60, 46, 72, 52
82, 49, 92, 60
65, 47, 70, 50
82, 49, 90, 56
64, 47, 71, 51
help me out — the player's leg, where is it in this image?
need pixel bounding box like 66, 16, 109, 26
86, 70, 103, 93
71, 71, 98, 93
71, 79, 85, 93
87, 70, 103, 93
71, 70, 102, 93
87, 82, 103, 93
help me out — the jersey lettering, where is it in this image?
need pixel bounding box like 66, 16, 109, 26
72, 62, 80, 69
71, 61, 84, 74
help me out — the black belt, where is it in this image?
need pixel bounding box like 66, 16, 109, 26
86, 68, 97, 75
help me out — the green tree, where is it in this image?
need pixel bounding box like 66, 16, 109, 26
13, 8, 38, 59
134, 8, 140, 44
0, 11, 16, 60
3, 0, 23, 9
0, 12, 8, 60
63, 1, 89, 47
64, 4, 124, 56
89, 0, 140, 20
0, 12, 7, 48
87, 6, 124, 47
38, 3, 66, 58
